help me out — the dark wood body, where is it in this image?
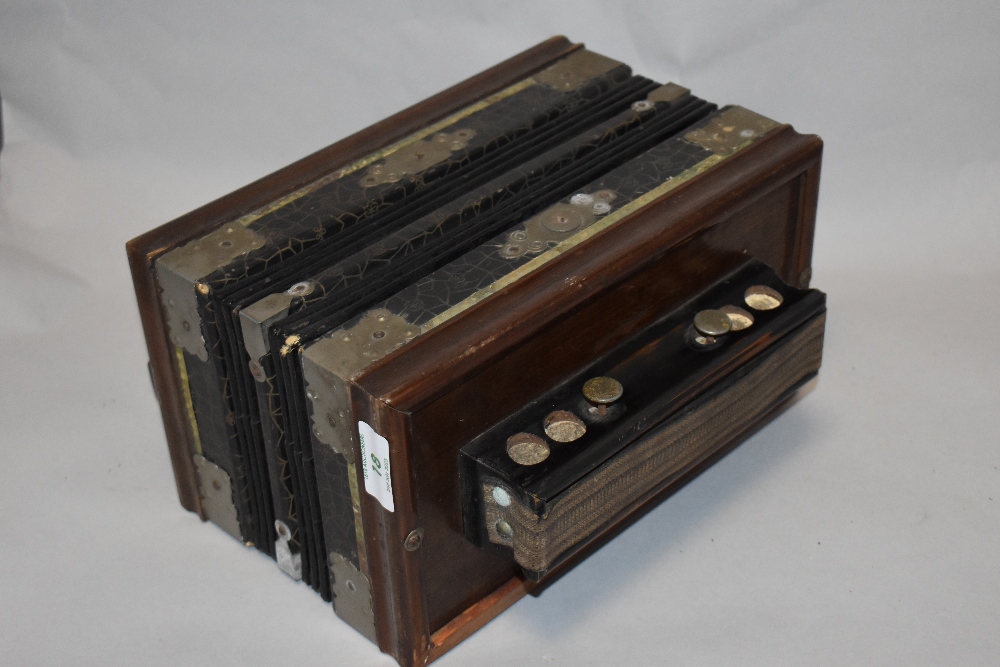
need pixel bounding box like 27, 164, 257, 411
349, 124, 822, 665
125, 37, 580, 516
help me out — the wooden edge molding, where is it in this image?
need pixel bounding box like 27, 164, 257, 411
425, 576, 535, 665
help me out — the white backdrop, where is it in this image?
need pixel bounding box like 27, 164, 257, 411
1, 2, 998, 665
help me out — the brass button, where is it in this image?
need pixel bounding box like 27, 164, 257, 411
744, 285, 783, 310
718, 305, 754, 330
506, 433, 550, 466
582, 376, 623, 405
543, 410, 587, 442
693, 309, 732, 336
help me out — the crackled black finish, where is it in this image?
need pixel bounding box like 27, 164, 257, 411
178, 64, 647, 578
381, 138, 711, 325
202, 68, 632, 291
276, 97, 713, 345
313, 445, 360, 567
288, 109, 724, 612
266, 96, 718, 597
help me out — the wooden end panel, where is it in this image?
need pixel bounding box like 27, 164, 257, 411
126, 246, 203, 513
125, 36, 581, 515
353, 125, 824, 640
349, 386, 429, 667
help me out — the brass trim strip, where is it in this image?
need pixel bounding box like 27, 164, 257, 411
174, 346, 203, 456
347, 464, 368, 574
232, 78, 538, 230
423, 109, 778, 331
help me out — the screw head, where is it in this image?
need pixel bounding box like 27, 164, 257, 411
403, 528, 424, 552
582, 376, 624, 405
541, 207, 585, 233
798, 267, 812, 287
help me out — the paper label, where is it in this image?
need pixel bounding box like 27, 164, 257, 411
357, 421, 394, 512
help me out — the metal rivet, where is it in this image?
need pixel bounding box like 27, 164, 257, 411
495, 519, 514, 540
632, 99, 654, 112
248, 359, 265, 382
403, 528, 423, 551
542, 209, 584, 233
719, 305, 754, 331
543, 410, 587, 442
196, 282, 210, 295
744, 285, 784, 310
501, 245, 521, 257
694, 309, 733, 336
593, 190, 616, 202
492, 487, 511, 507
740, 128, 756, 138
592, 201, 611, 214
286, 281, 315, 297
372, 330, 385, 339
582, 377, 623, 405
511, 230, 528, 241
506, 433, 550, 466
570, 193, 594, 206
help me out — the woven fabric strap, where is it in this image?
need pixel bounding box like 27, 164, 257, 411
485, 313, 825, 573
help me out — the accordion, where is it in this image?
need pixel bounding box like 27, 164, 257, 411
127, 36, 825, 666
